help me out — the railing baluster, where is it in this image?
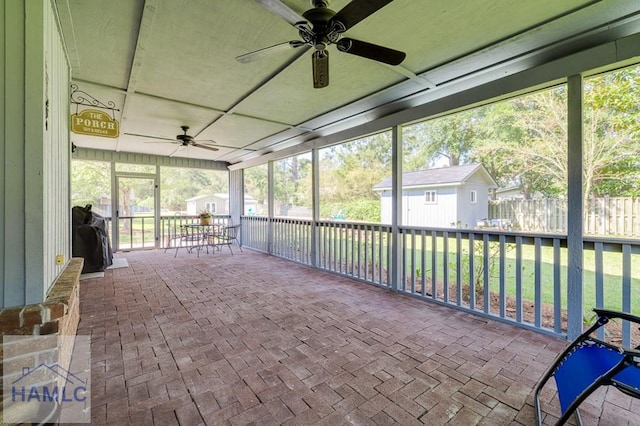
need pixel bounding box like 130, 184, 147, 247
516, 236, 523, 323
553, 238, 562, 335
431, 231, 437, 299
456, 232, 462, 306
357, 224, 362, 279
364, 225, 370, 282
421, 231, 426, 297
400, 230, 406, 292
534, 237, 542, 328
622, 244, 632, 347
499, 234, 506, 318
469, 233, 475, 310
386, 227, 391, 287
483, 234, 490, 314
441, 232, 448, 302
410, 229, 416, 294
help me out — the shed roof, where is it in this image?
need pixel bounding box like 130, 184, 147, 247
186, 193, 256, 202
373, 164, 497, 191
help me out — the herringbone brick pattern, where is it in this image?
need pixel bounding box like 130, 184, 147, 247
78, 249, 640, 425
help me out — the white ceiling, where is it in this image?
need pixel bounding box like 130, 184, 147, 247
57, 0, 640, 166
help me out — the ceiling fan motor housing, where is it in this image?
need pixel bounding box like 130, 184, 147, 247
177, 126, 194, 145
302, 5, 340, 49
241, 0, 406, 89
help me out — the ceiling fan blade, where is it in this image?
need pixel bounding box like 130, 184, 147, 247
332, 0, 393, 31
312, 50, 329, 89
168, 145, 183, 157
254, 0, 306, 25
125, 132, 175, 142
192, 143, 219, 152
236, 40, 305, 63
336, 38, 405, 65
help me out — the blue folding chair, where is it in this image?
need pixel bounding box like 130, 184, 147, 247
534, 309, 640, 425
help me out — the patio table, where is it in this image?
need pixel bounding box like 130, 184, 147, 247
184, 223, 222, 255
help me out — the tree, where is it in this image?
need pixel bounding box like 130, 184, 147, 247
244, 164, 268, 213
403, 108, 489, 170
317, 133, 391, 221
161, 168, 226, 212
273, 155, 311, 213
71, 160, 110, 214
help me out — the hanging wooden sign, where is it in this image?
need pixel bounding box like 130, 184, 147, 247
71, 109, 119, 138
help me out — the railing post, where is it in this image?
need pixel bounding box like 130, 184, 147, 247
267, 161, 274, 255
311, 148, 320, 267
391, 125, 403, 292
155, 165, 161, 249
567, 74, 584, 340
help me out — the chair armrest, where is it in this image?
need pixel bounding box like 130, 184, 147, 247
593, 308, 640, 326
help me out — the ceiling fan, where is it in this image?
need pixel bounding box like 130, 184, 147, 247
236, 0, 406, 88
143, 126, 219, 153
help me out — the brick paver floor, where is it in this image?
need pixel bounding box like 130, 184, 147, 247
78, 249, 640, 425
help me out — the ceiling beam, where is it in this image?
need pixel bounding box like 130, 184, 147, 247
116, 0, 159, 152
55, 0, 81, 74
383, 64, 436, 89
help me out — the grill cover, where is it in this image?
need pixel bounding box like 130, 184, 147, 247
72, 205, 113, 273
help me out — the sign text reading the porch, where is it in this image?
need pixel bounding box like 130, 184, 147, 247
71, 109, 119, 138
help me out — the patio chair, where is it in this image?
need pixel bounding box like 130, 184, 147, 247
171, 224, 202, 257
216, 224, 242, 254
534, 308, 640, 425
163, 214, 183, 254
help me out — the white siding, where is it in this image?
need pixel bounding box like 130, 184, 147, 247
380, 192, 392, 224
382, 188, 459, 227
187, 195, 227, 215
456, 182, 490, 228
74, 147, 228, 170
41, 0, 72, 297
406, 188, 457, 227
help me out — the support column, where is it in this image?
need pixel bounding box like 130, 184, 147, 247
567, 74, 584, 340
267, 161, 274, 255
155, 165, 161, 248
311, 148, 320, 267
111, 161, 118, 250
391, 126, 403, 291
228, 168, 243, 226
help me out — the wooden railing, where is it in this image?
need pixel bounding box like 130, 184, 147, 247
104, 214, 231, 250
241, 216, 640, 343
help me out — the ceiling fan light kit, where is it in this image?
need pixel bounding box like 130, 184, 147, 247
239, 0, 406, 88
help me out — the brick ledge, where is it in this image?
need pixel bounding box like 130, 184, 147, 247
0, 258, 84, 336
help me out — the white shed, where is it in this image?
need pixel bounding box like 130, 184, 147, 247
373, 164, 497, 228
186, 193, 257, 215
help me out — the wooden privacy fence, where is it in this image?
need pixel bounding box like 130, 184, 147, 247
489, 197, 640, 237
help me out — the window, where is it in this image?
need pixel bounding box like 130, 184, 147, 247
424, 191, 437, 204
205, 202, 217, 213
470, 190, 477, 204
